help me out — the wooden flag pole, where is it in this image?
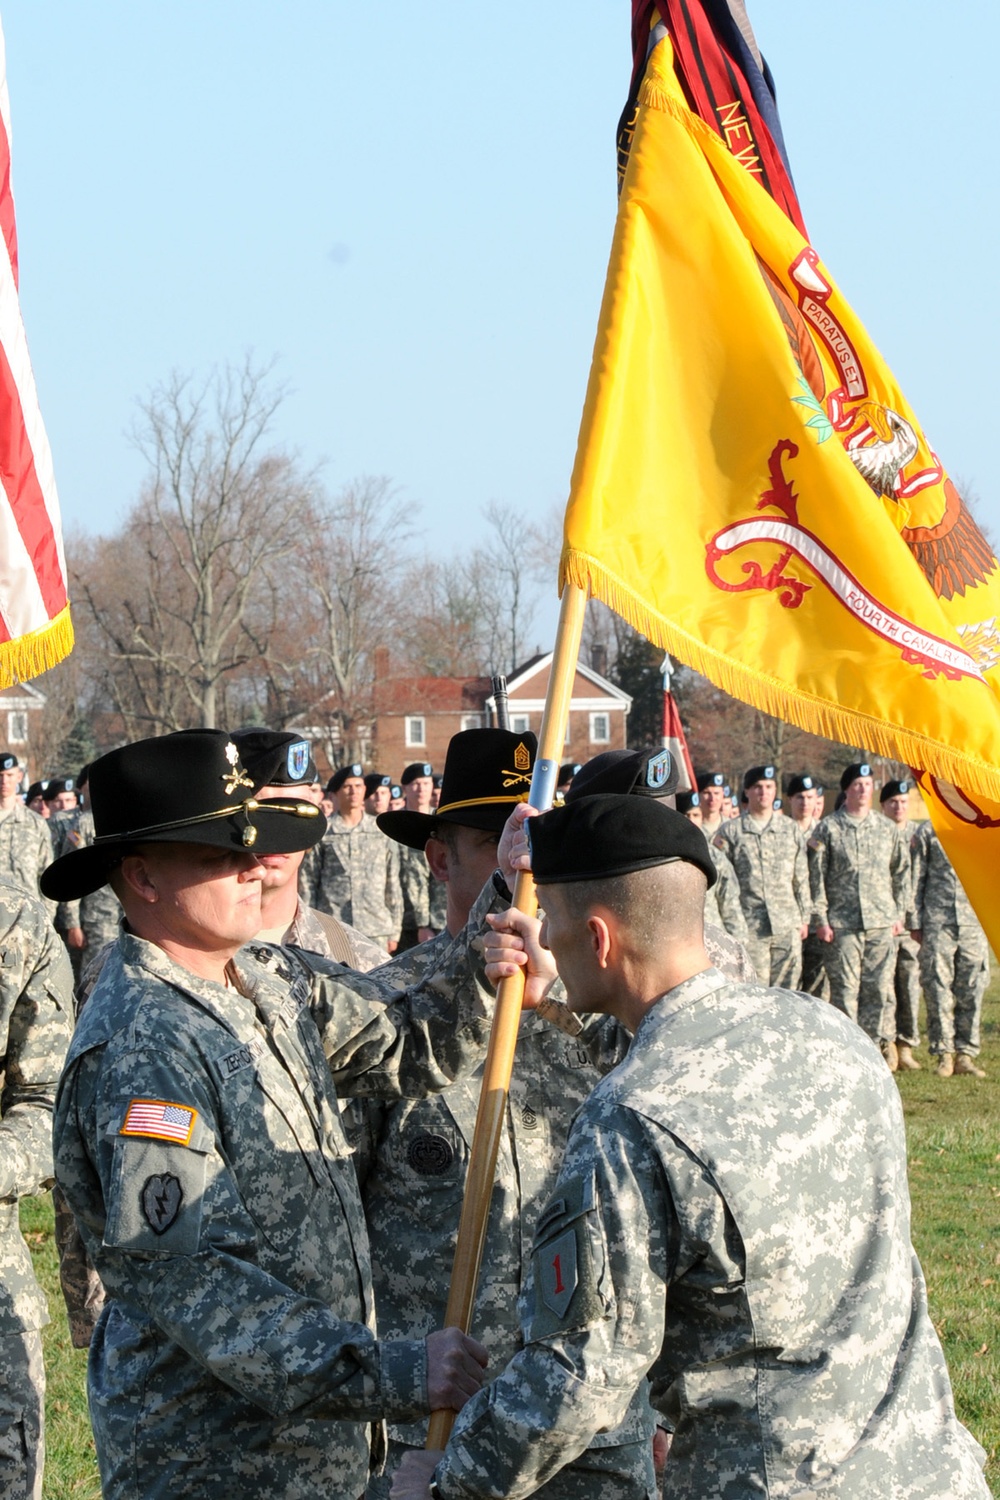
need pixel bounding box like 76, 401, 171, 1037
426, 581, 588, 1450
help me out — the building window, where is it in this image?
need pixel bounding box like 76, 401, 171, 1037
511, 714, 531, 734
7, 711, 27, 745
405, 716, 426, 747
589, 711, 610, 744
461, 714, 483, 732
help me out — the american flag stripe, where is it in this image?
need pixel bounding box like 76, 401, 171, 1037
121, 1100, 198, 1145
0, 17, 71, 681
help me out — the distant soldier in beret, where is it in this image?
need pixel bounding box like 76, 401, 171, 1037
395, 763, 443, 951
233, 731, 386, 971
786, 774, 828, 998
694, 770, 726, 837
0, 752, 52, 904
42, 777, 78, 815
715, 765, 809, 987
808, 762, 911, 1066
305, 762, 402, 954
49, 769, 121, 981
365, 773, 394, 818
25, 781, 48, 817
676, 793, 749, 945
879, 780, 922, 1071
555, 763, 581, 802
49, 729, 496, 1500
910, 818, 989, 1078
394, 796, 990, 1500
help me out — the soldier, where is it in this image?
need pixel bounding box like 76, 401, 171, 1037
911, 819, 989, 1078
0, 752, 52, 900
0, 880, 73, 1499
808, 761, 911, 1065
787, 774, 827, 998
49, 767, 122, 979
42, 776, 78, 815
365, 742, 753, 1500
234, 730, 387, 969
393, 796, 991, 1500
365, 773, 394, 817
880, 780, 922, 1071
715, 764, 809, 986
47, 730, 497, 1500
306, 762, 402, 953
396, 763, 445, 950
695, 769, 726, 837
25, 781, 48, 817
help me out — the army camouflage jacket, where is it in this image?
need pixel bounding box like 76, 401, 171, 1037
398, 845, 437, 934
306, 813, 402, 944
910, 821, 982, 931
807, 808, 911, 930
283, 899, 387, 972
434, 970, 989, 1500
0, 800, 53, 904
0, 881, 73, 1337
715, 811, 809, 937
54, 914, 497, 1500
49, 807, 122, 947
706, 843, 750, 943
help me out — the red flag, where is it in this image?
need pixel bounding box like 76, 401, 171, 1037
0, 18, 72, 685
661, 666, 695, 793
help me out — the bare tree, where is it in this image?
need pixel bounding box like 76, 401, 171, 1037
74, 359, 313, 732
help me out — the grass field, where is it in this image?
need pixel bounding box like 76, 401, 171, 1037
21, 974, 1000, 1498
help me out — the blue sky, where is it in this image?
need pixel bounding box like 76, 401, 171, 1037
4, 2, 996, 647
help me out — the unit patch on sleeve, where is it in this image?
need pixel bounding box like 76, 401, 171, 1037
141, 1173, 183, 1234
539, 1227, 578, 1318
121, 1099, 198, 1146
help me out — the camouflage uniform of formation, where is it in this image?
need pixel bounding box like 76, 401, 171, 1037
397, 846, 446, 949
429, 970, 990, 1499
0, 802, 52, 903
354, 909, 758, 1500
795, 814, 828, 997
889, 819, 921, 1051
49, 808, 122, 959
808, 809, 911, 1043
305, 811, 401, 950
911, 821, 989, 1062
280, 899, 387, 973
53, 907, 495, 1500
0, 880, 73, 1500
705, 843, 749, 944
715, 811, 808, 986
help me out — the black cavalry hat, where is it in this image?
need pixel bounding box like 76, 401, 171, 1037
231, 729, 318, 789
378, 729, 536, 850
40, 729, 325, 902
565, 748, 680, 802
529, 794, 717, 888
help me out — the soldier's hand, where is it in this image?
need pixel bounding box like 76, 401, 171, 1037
799, 922, 809, 940
497, 802, 539, 883
484, 909, 557, 1008
653, 1426, 673, 1473
425, 1326, 488, 1412
891, 920, 904, 936
817, 924, 834, 944
418, 927, 435, 943
391, 1448, 442, 1499
66, 926, 86, 950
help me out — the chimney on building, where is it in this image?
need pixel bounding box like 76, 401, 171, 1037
591, 643, 608, 679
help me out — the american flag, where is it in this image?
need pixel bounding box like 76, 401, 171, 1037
0, 16, 72, 687
121, 1100, 198, 1145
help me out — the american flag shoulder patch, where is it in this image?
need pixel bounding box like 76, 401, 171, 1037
120, 1099, 198, 1146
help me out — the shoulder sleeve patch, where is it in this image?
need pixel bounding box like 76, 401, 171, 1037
121, 1099, 198, 1146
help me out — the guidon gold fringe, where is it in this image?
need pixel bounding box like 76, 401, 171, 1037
560, 550, 1000, 805
0, 605, 74, 689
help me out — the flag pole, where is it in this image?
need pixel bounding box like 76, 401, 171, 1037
426, 580, 589, 1450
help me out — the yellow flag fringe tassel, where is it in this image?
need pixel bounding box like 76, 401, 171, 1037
561, 549, 1000, 802
0, 605, 74, 689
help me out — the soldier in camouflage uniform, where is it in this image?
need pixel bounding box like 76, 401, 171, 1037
880, 779, 923, 1070
714, 764, 809, 985
787, 773, 828, 998
47, 730, 498, 1500
0, 752, 52, 902
808, 762, 911, 1062
677, 791, 750, 944
396, 763, 447, 951
0, 878, 73, 1498
49, 771, 122, 973
306, 762, 402, 952
694, 769, 726, 838
911, 819, 989, 1078
394, 795, 990, 1500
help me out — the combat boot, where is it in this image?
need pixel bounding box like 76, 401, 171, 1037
954, 1054, 986, 1078
934, 1053, 954, 1078
880, 1038, 898, 1071
896, 1045, 921, 1071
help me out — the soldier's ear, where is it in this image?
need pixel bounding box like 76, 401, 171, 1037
118, 853, 160, 905
425, 836, 450, 884
586, 914, 613, 969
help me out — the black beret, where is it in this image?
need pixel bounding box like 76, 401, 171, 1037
880, 779, 912, 802
326, 763, 365, 795
231, 730, 317, 789
401, 762, 433, 785
26, 781, 47, 803
785, 774, 814, 796
0, 753, 18, 772
364, 773, 392, 796
565, 748, 678, 802
390, 785, 402, 800
696, 771, 724, 792
43, 777, 76, 800
529, 794, 717, 889
558, 762, 582, 784
676, 790, 700, 814
742, 764, 776, 791
840, 762, 872, 791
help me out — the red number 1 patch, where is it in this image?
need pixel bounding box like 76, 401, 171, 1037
539, 1227, 578, 1317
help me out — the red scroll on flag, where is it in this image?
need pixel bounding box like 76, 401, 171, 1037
0, 17, 72, 685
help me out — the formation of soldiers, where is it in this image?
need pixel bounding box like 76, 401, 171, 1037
0, 728, 990, 1498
